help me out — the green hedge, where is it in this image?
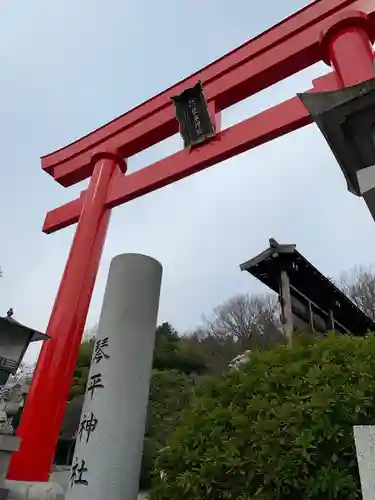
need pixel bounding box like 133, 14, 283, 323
140, 370, 202, 490
150, 334, 375, 500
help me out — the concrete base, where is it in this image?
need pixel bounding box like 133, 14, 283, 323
4, 480, 64, 500
0, 436, 20, 485
50, 466, 70, 492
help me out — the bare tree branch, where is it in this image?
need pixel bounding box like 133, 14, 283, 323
186, 293, 285, 373
204, 293, 284, 350
340, 265, 375, 321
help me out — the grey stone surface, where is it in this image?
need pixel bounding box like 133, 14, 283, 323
4, 480, 64, 500
0, 436, 20, 483
0, 436, 20, 454
51, 466, 149, 499
65, 254, 162, 500
354, 425, 375, 500
50, 467, 70, 493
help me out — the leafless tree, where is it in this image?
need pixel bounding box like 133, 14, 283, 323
186, 293, 285, 373
340, 265, 375, 321
204, 293, 284, 350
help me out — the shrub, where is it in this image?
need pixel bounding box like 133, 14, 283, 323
140, 370, 202, 490
150, 334, 375, 500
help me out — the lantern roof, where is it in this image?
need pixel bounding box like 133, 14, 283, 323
0, 310, 49, 343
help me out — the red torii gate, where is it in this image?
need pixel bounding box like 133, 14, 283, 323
8, 0, 375, 482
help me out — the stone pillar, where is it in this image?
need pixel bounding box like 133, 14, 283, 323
0, 435, 20, 499
0, 436, 20, 486
65, 253, 162, 500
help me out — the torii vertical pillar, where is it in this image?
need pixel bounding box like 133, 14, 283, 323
7, 153, 126, 481
320, 13, 375, 87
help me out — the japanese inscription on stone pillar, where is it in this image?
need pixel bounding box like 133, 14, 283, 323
68, 337, 110, 490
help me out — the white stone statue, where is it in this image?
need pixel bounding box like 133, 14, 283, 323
228, 350, 252, 370
0, 380, 29, 435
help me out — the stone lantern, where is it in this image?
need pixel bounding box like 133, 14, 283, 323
0, 309, 48, 388
0, 310, 49, 497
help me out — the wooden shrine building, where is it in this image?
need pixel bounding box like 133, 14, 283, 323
240, 238, 375, 344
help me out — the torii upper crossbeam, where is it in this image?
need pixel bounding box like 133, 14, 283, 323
8, 0, 375, 481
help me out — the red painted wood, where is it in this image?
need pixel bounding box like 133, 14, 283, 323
327, 18, 375, 85
7, 157, 122, 481
42, 0, 375, 187
42, 71, 341, 234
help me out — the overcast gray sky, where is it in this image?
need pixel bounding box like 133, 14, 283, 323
1, 0, 375, 364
